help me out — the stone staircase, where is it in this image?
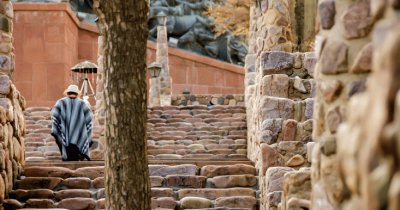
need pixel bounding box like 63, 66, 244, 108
3, 163, 258, 210
6, 105, 259, 209
24, 105, 248, 161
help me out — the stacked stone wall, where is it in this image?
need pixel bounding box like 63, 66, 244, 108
171, 94, 244, 106
0, 1, 26, 208
311, 1, 400, 209
310, 0, 373, 209
245, 0, 317, 209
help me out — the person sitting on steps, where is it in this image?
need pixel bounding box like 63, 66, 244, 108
51, 85, 93, 161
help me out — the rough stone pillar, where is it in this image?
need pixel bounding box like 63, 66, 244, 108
91, 35, 106, 160
245, 0, 318, 209
329, 2, 400, 210
0, 1, 26, 208
311, 0, 373, 209
156, 25, 171, 106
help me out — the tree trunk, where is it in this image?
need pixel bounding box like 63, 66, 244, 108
93, 1, 151, 210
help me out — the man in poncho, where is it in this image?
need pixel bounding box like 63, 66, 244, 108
51, 85, 93, 161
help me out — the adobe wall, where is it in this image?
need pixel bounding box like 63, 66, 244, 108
0, 1, 26, 208
245, 0, 317, 209
312, 1, 400, 209
12, 3, 244, 108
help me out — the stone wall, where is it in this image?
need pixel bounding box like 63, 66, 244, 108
171, 94, 245, 106
245, 0, 317, 209
310, 0, 373, 209
311, 1, 400, 209
0, 1, 27, 206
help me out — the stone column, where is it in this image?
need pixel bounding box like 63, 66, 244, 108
156, 25, 171, 106
0, 1, 26, 208
245, 0, 318, 209
90, 36, 106, 160
330, 2, 400, 210
311, 0, 373, 209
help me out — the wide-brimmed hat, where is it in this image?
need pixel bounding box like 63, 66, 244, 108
64, 85, 81, 96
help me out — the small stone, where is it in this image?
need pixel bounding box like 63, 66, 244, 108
180, 197, 212, 209
318, 80, 343, 103
286, 154, 305, 167
351, 43, 372, 73
283, 119, 297, 142
319, 0, 336, 29
73, 166, 104, 180
320, 136, 336, 156
347, 80, 367, 98
319, 40, 348, 74
151, 197, 176, 209
303, 52, 317, 77
326, 107, 343, 134
342, 0, 373, 39
293, 76, 307, 93
93, 177, 104, 188
0, 75, 10, 95
3, 199, 23, 209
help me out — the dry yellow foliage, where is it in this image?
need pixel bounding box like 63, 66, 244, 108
205, 0, 250, 38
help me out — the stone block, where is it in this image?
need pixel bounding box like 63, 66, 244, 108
265, 167, 295, 192
318, 80, 343, 103
200, 164, 256, 178
73, 166, 104, 180
265, 191, 282, 209
55, 189, 92, 200
260, 74, 289, 97
260, 51, 294, 75
347, 80, 367, 98
215, 196, 257, 210
24, 166, 74, 179
93, 177, 104, 188
15, 177, 62, 190
150, 176, 164, 187
165, 175, 206, 188
151, 197, 177, 209
62, 177, 91, 189
151, 188, 174, 197
178, 188, 256, 200
211, 175, 257, 188
326, 106, 343, 134
57, 198, 96, 210
319, 40, 348, 74
150, 164, 198, 177
351, 43, 372, 73
260, 144, 285, 176
10, 189, 54, 201
260, 97, 294, 120
282, 120, 297, 142
0, 74, 10, 95
180, 197, 212, 209
25, 199, 55, 208
303, 52, 317, 77
319, 0, 336, 29
341, 0, 372, 39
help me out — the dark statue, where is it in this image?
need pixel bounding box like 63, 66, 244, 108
13, 0, 248, 65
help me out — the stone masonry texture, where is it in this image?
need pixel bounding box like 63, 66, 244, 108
245, 0, 317, 209
0, 1, 27, 209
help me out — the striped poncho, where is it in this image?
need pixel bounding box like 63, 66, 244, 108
51, 97, 93, 161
